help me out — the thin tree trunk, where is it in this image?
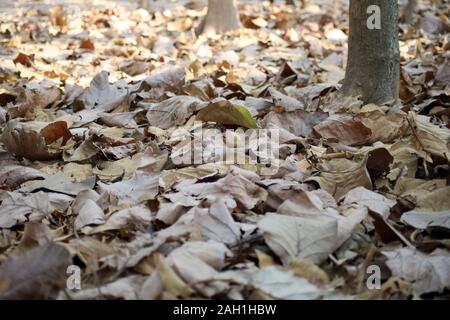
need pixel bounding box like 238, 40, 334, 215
342, 0, 400, 105
196, 0, 241, 36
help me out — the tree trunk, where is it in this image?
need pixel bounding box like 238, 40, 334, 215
342, 0, 400, 105
196, 0, 241, 36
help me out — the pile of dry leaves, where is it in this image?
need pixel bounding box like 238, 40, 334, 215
0, 0, 449, 300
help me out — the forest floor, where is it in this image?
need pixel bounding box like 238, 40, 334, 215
0, 0, 449, 300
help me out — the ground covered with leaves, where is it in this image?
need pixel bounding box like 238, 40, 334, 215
0, 0, 449, 300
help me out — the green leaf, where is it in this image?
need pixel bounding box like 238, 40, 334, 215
196, 100, 258, 129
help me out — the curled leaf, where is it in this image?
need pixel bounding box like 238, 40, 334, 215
197, 100, 258, 129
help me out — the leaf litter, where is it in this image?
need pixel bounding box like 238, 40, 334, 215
0, 0, 449, 300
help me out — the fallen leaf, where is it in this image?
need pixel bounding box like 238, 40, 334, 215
50, 5, 68, 33
142, 95, 206, 129
0, 243, 72, 299
193, 200, 241, 246
80, 38, 95, 51
268, 87, 303, 112
1, 120, 71, 160
167, 241, 229, 297
258, 212, 338, 265
356, 105, 408, 143
0, 191, 51, 228
307, 157, 372, 200
261, 109, 328, 138
87, 206, 152, 233
408, 112, 450, 161
383, 248, 450, 295
401, 210, 450, 230
17, 222, 53, 251
13, 52, 34, 68
156, 253, 195, 298
73, 71, 129, 111
343, 187, 396, 219
0, 163, 46, 189
313, 115, 372, 146
176, 167, 267, 210
218, 266, 323, 300
197, 100, 258, 129
74, 199, 105, 231
19, 172, 95, 196
98, 172, 159, 204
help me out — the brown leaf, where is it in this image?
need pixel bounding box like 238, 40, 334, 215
307, 157, 372, 200
313, 115, 372, 146
17, 222, 53, 251
1, 120, 71, 160
119, 60, 151, 76
193, 200, 241, 246
80, 38, 95, 51
5, 80, 62, 118
176, 167, 267, 210
268, 87, 303, 111
196, 100, 257, 129
19, 172, 95, 196
0, 243, 72, 299
401, 210, 450, 230
356, 105, 408, 143
261, 109, 328, 138
258, 212, 336, 264
39, 120, 72, 144
366, 147, 394, 181
50, 5, 68, 33
97, 172, 159, 205
13, 52, 34, 68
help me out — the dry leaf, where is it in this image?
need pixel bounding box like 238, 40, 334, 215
19, 172, 95, 196
307, 157, 372, 200
142, 95, 206, 129
408, 112, 450, 161
2, 120, 71, 160
0, 191, 51, 228
156, 253, 195, 298
383, 248, 450, 295
313, 115, 372, 146
13, 52, 34, 68
17, 222, 53, 251
258, 212, 338, 265
80, 38, 95, 51
193, 199, 241, 245
176, 167, 267, 210
196, 100, 258, 129
401, 210, 450, 230
98, 172, 159, 204
0, 243, 72, 299
343, 187, 396, 219
73, 71, 129, 111
0, 164, 46, 189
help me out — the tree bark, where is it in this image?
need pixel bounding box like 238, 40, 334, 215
196, 0, 241, 36
342, 0, 400, 105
